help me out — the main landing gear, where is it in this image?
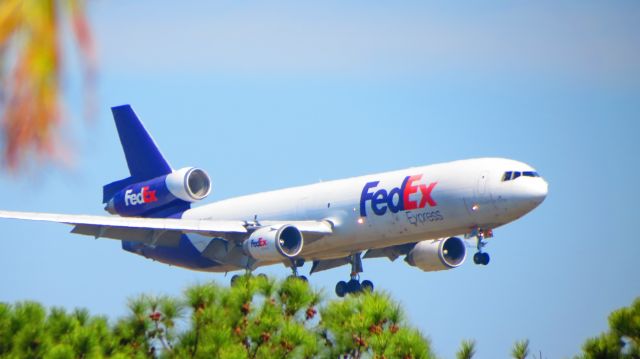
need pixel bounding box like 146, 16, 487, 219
230, 270, 267, 286
288, 258, 308, 282
472, 228, 491, 266
335, 253, 374, 297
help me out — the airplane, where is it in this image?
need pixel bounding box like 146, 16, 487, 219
0, 105, 548, 297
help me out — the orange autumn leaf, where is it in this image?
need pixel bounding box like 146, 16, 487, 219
0, 0, 95, 170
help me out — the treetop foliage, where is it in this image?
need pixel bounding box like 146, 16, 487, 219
0, 275, 434, 359
0, 275, 637, 359
576, 297, 640, 359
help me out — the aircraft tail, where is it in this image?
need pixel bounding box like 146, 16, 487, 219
103, 105, 210, 218
102, 105, 173, 203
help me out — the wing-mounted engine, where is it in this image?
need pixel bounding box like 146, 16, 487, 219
243, 225, 303, 261
106, 167, 212, 217
405, 237, 466, 271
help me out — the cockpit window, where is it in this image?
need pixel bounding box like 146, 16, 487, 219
502, 170, 540, 181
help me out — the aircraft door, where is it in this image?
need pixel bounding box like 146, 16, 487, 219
477, 171, 488, 197
465, 171, 493, 220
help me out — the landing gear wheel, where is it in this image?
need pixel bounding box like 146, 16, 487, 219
473, 252, 490, 265
472, 227, 493, 266
361, 280, 374, 293
230, 274, 240, 286
298, 275, 308, 282
481, 252, 490, 265
335, 281, 347, 297
333, 252, 378, 297
346, 279, 361, 294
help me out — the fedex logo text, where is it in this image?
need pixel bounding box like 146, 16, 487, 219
360, 175, 437, 217
250, 238, 268, 248
124, 186, 158, 206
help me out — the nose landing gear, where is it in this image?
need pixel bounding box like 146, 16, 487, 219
473, 252, 490, 265
471, 228, 492, 266
335, 253, 374, 297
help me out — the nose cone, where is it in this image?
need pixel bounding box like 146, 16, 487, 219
514, 178, 548, 213
528, 178, 549, 206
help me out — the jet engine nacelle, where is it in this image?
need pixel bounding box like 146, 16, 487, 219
405, 237, 467, 272
243, 225, 304, 262
106, 167, 212, 216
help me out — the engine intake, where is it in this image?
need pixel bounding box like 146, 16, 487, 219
405, 237, 466, 272
166, 167, 212, 202
243, 225, 304, 261
105, 167, 212, 216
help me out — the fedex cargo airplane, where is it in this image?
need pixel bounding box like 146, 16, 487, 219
0, 105, 548, 297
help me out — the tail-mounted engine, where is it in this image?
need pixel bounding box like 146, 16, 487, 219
105, 167, 211, 216
405, 237, 467, 271
243, 225, 304, 262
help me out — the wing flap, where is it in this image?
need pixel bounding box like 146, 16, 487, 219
363, 243, 414, 261
310, 257, 351, 274
70, 225, 184, 247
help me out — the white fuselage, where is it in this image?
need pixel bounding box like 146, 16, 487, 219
0, 105, 550, 276
182, 158, 548, 267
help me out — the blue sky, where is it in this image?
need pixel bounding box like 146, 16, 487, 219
1, 1, 640, 358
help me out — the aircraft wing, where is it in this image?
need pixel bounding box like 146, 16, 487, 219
258, 220, 333, 240
0, 210, 332, 248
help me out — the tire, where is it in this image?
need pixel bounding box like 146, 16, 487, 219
298, 275, 308, 283
335, 281, 347, 297
361, 280, 374, 293
482, 252, 490, 265
230, 274, 240, 286
473, 252, 482, 264
347, 279, 361, 294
